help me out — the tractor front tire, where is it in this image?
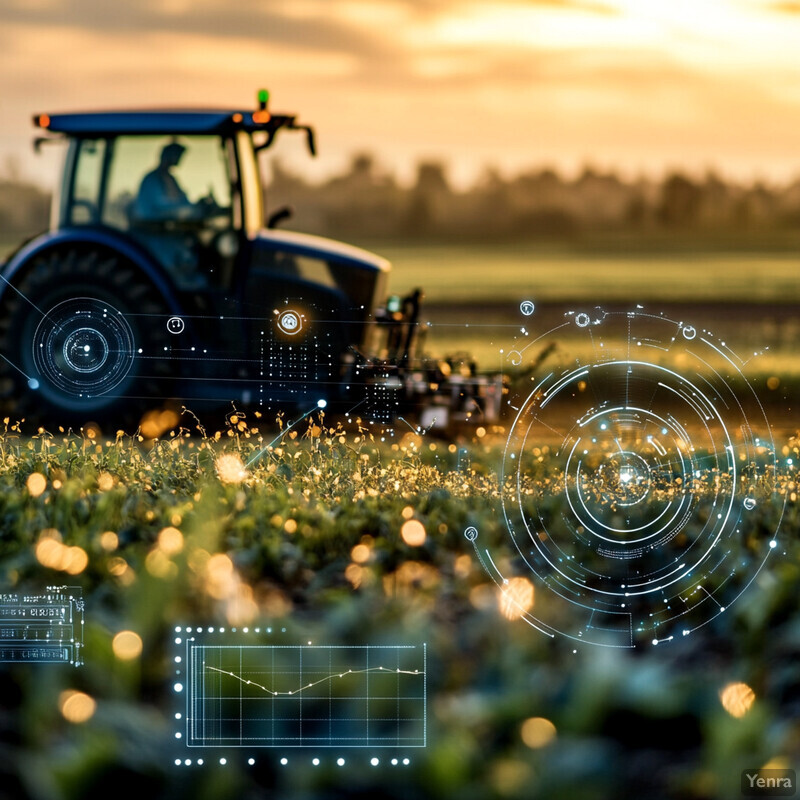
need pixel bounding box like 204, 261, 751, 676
0, 244, 175, 431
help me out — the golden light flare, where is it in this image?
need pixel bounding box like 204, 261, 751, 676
345, 562, 364, 588
401, 519, 427, 546
351, 543, 371, 563
225, 582, 259, 626
720, 681, 756, 718
383, 561, 439, 596
112, 630, 143, 660
145, 548, 178, 579
59, 690, 96, 724
99, 531, 119, 551
157, 526, 184, 555
139, 408, 180, 439
215, 453, 248, 484
499, 577, 535, 620
26, 472, 47, 497
35, 530, 88, 574
521, 716, 557, 748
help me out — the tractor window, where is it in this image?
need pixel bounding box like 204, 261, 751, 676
70, 139, 106, 225
103, 135, 233, 230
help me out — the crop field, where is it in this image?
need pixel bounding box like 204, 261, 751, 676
1, 239, 799, 799
0, 413, 798, 799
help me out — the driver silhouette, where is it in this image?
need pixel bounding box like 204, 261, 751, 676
135, 142, 199, 222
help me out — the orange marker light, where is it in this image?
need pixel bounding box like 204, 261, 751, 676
232, 113, 243, 123
252, 110, 271, 124
37, 114, 50, 128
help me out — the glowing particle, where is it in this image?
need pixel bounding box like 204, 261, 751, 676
521, 717, 557, 748
158, 526, 184, 555
26, 473, 47, 498
59, 690, 96, 724
500, 577, 535, 620
401, 519, 426, 547
720, 682, 755, 718
112, 630, 143, 660
215, 453, 248, 484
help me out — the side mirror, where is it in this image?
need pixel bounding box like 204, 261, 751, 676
267, 206, 293, 229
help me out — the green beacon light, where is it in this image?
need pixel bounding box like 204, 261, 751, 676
257, 89, 270, 111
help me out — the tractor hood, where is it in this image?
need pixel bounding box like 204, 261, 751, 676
252, 228, 390, 275
247, 229, 391, 340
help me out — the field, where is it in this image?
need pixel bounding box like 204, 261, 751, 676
1, 239, 800, 799
0, 415, 798, 800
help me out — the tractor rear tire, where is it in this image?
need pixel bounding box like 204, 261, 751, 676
0, 244, 175, 432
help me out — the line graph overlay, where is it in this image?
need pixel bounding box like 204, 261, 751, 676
186, 644, 426, 748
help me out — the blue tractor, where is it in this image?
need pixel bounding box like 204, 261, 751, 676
0, 92, 501, 430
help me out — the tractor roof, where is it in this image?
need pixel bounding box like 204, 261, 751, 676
34, 109, 288, 136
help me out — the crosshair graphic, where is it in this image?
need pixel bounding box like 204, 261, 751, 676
32, 298, 135, 397
277, 309, 304, 336
469, 306, 785, 648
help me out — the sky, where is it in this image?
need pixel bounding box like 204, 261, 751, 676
3, 0, 800, 189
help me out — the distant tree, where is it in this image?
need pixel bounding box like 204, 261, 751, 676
658, 173, 702, 227
405, 161, 452, 236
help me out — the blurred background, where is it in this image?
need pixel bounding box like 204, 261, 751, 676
1, 2, 799, 799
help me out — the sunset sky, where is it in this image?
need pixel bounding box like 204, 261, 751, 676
3, 0, 800, 188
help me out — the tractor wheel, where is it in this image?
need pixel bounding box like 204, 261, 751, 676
0, 244, 175, 430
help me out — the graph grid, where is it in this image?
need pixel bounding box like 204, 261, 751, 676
184, 642, 426, 748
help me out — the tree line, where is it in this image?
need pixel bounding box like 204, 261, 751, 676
4, 155, 800, 244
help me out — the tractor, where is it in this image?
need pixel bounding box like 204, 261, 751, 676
0, 91, 502, 431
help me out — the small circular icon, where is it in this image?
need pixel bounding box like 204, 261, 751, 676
464, 526, 478, 542
682, 326, 696, 340
575, 312, 591, 328
277, 310, 303, 335
743, 497, 756, 510
167, 317, 185, 335
520, 300, 535, 316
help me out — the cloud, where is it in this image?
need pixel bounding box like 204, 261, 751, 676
0, 0, 392, 58
767, 1, 800, 13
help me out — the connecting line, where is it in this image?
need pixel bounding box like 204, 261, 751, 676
0, 273, 63, 333
0, 351, 37, 384
245, 400, 326, 467
204, 664, 424, 697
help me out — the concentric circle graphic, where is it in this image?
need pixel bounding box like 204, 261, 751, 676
32, 298, 136, 397
470, 307, 786, 648
277, 309, 303, 336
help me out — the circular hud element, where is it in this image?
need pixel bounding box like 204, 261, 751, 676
477, 307, 785, 648
277, 309, 304, 336
33, 298, 136, 397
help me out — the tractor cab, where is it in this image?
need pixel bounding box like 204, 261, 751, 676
32, 95, 391, 355
64, 132, 235, 289
36, 97, 312, 293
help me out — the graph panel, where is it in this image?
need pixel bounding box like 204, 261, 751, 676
178, 635, 426, 750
